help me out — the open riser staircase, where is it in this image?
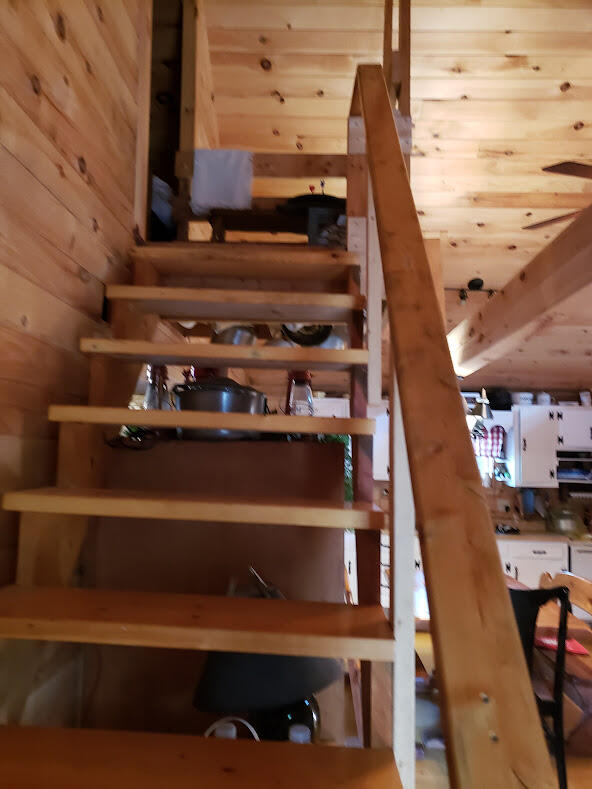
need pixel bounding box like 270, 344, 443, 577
1, 233, 399, 782
0, 64, 556, 789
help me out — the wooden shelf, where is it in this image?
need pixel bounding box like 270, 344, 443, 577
48, 405, 375, 436
106, 285, 364, 324
0, 586, 394, 660
3, 487, 386, 531
132, 242, 359, 282
0, 726, 401, 788
80, 338, 368, 371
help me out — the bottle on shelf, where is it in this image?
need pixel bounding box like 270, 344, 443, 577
143, 364, 172, 411
285, 370, 314, 417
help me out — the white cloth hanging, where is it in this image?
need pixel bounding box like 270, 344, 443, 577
190, 149, 253, 215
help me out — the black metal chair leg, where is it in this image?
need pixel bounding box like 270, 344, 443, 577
550, 704, 567, 789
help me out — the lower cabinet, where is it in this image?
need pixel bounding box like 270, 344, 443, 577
497, 538, 569, 588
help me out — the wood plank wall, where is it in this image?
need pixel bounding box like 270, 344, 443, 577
0, 0, 150, 586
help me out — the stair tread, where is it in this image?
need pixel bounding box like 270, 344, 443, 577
132, 242, 359, 281
0, 586, 394, 659
106, 285, 364, 323
0, 725, 401, 788
3, 487, 386, 531
48, 405, 375, 436
80, 338, 368, 371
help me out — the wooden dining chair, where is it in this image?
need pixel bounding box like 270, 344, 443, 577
509, 586, 571, 789
540, 572, 592, 619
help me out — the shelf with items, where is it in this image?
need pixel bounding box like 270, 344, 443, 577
557, 451, 592, 485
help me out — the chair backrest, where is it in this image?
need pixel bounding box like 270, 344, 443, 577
509, 586, 570, 706
540, 571, 592, 616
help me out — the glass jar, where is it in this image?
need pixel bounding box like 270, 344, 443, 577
286, 370, 314, 417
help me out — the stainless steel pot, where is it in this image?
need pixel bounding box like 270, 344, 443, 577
172, 377, 267, 440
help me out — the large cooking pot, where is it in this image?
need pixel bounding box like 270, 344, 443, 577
172, 377, 267, 440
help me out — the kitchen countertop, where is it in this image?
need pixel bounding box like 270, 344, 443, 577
495, 531, 592, 543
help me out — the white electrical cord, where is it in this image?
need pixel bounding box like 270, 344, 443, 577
204, 716, 260, 741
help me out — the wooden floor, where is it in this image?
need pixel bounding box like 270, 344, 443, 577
416, 755, 592, 788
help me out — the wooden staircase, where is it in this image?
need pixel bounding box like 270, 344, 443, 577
1, 239, 401, 785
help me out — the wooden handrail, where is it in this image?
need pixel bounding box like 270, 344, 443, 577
352, 64, 555, 788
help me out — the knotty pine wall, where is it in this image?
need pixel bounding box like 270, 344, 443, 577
0, 1, 150, 585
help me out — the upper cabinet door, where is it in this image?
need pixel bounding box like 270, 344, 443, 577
556, 407, 592, 451
517, 406, 558, 488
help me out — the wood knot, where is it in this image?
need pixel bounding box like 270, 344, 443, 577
560, 81, 571, 93
508, 244, 517, 251
55, 12, 66, 41
258, 35, 268, 44
96, 5, 104, 22
92, 218, 99, 232
519, 271, 526, 281
316, 89, 324, 97
531, 65, 540, 71
77, 156, 87, 174
30, 74, 41, 95
296, 141, 303, 150
574, 121, 584, 131
260, 57, 272, 71
272, 128, 280, 136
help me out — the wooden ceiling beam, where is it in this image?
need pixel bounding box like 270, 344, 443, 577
448, 204, 592, 377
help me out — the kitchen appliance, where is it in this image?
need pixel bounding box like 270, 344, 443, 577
172, 376, 267, 440
546, 506, 585, 537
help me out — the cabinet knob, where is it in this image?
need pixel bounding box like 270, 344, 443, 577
549, 469, 555, 479
557, 411, 563, 420
558, 436, 564, 445
522, 438, 527, 451
549, 411, 555, 420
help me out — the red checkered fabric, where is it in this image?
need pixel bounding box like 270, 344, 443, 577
472, 425, 505, 458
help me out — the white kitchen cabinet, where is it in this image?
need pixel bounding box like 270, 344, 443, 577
503, 539, 569, 588
556, 406, 592, 451
414, 535, 422, 573
569, 542, 592, 621
570, 542, 592, 578
496, 539, 512, 575
508, 406, 558, 488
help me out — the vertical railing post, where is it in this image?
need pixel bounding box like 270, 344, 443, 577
389, 364, 416, 788
347, 113, 380, 748
366, 178, 383, 407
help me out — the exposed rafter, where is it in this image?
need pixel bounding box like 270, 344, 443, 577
448, 204, 592, 377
